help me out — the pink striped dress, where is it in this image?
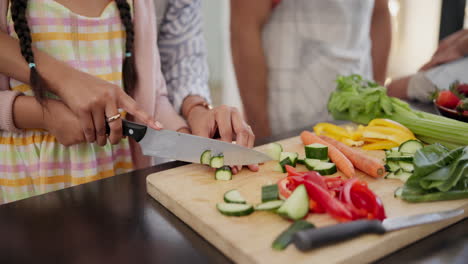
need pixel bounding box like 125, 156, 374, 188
0, 0, 133, 204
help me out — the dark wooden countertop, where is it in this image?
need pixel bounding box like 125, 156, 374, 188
0, 102, 466, 264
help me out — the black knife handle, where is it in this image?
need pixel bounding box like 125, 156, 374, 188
105, 119, 147, 142
293, 220, 385, 251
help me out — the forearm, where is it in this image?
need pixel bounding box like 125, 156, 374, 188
12, 96, 47, 129
231, 28, 270, 138
387, 76, 410, 99
370, 0, 391, 84
0, 32, 75, 93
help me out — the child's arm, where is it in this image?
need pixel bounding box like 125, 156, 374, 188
12, 96, 86, 146
0, 32, 160, 146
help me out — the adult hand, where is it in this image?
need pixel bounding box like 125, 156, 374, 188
52, 69, 162, 147
420, 29, 468, 71
42, 99, 86, 147
186, 104, 259, 174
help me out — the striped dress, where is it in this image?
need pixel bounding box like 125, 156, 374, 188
0, 0, 133, 204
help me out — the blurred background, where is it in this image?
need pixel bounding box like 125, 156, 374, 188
201, 0, 468, 110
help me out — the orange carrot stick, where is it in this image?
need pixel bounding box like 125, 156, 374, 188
300, 131, 355, 178
319, 135, 386, 178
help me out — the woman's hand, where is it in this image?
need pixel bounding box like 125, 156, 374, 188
52, 69, 162, 147
186, 104, 259, 174
420, 29, 468, 71
42, 99, 86, 147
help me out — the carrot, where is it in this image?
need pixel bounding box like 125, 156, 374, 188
319, 135, 386, 178
300, 131, 355, 178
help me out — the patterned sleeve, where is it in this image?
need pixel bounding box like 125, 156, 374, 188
157, 0, 211, 114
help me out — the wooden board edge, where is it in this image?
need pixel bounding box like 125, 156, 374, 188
146, 178, 256, 264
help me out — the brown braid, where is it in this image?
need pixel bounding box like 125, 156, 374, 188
115, 0, 136, 95
10, 0, 48, 103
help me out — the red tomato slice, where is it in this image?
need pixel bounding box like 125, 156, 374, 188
277, 177, 293, 200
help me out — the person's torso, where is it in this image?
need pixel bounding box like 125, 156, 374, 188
263, 0, 375, 135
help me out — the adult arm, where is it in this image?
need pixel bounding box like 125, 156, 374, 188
420, 29, 468, 71
370, 0, 391, 84
230, 0, 272, 140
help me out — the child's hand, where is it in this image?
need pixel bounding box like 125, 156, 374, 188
51, 69, 162, 146
43, 100, 86, 147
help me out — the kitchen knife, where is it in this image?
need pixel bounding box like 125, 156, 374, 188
293, 208, 465, 251
107, 119, 272, 165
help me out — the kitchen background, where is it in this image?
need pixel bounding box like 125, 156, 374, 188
201, 0, 468, 110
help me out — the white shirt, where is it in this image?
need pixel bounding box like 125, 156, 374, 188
263, 0, 375, 135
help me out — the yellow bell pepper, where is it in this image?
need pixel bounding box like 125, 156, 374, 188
363, 126, 416, 144
342, 138, 365, 147
314, 123, 351, 139
368, 119, 415, 137
361, 140, 399, 150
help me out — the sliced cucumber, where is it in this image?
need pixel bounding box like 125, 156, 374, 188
200, 150, 211, 165
296, 159, 306, 165
279, 152, 299, 167
277, 184, 309, 220
304, 158, 321, 171
305, 143, 328, 160
278, 157, 294, 173
395, 169, 412, 182
398, 161, 414, 172
386, 155, 413, 162
262, 184, 279, 202
272, 220, 315, 251
216, 203, 254, 217
394, 187, 403, 198
313, 162, 337, 175
210, 153, 224, 169
224, 189, 246, 204
398, 140, 423, 155
255, 200, 284, 211
215, 166, 232, 181
265, 143, 283, 161
386, 161, 401, 172
272, 162, 285, 172
385, 169, 400, 179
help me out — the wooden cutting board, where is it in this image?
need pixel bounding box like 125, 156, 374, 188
146, 136, 468, 264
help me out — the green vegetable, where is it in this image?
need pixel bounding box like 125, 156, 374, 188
261, 184, 279, 202
272, 220, 315, 251
398, 144, 468, 202
328, 74, 468, 146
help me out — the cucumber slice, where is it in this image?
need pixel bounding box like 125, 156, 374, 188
313, 162, 337, 175
296, 159, 306, 165
216, 203, 254, 217
224, 189, 246, 204
265, 143, 283, 161
305, 143, 328, 160
385, 169, 400, 179
210, 153, 224, 168
386, 155, 413, 162
255, 200, 284, 211
200, 150, 211, 165
262, 184, 279, 202
272, 220, 315, 251
398, 161, 414, 172
394, 187, 403, 198
396, 170, 412, 182
304, 158, 321, 171
215, 166, 232, 181
277, 184, 309, 220
272, 162, 285, 172
398, 140, 423, 155
278, 157, 294, 173
279, 152, 299, 167
386, 161, 401, 172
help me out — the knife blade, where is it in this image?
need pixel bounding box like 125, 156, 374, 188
109, 119, 272, 165
293, 208, 465, 251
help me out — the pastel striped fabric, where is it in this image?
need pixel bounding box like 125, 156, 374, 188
0, 0, 133, 204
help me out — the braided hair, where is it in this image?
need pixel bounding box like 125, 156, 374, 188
10, 0, 137, 103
